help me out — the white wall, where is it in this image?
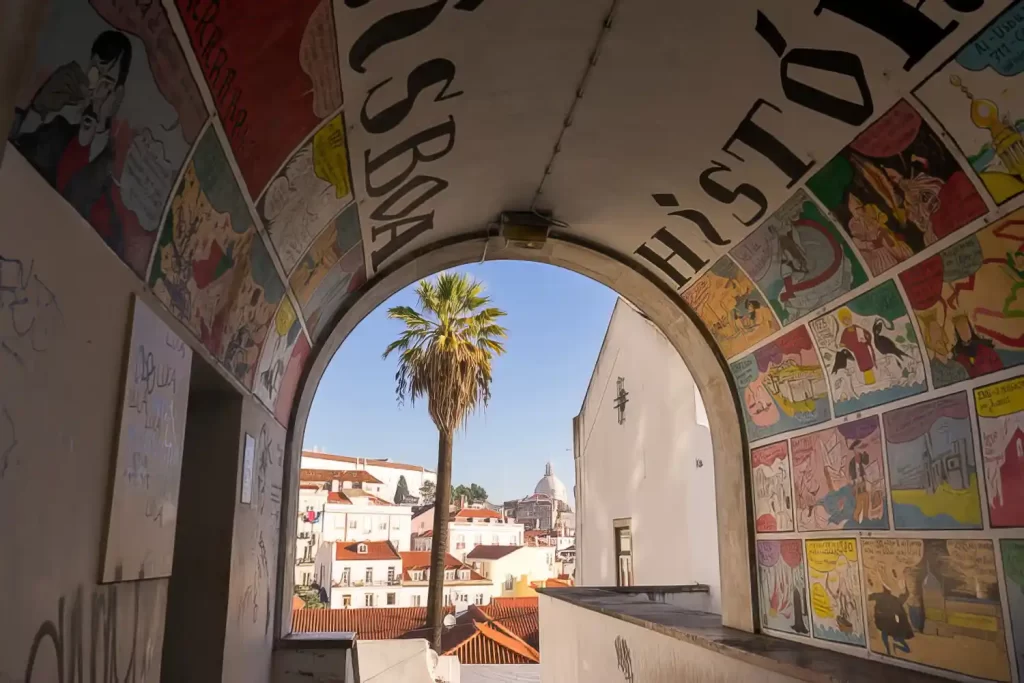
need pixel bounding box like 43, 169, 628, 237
322, 506, 412, 550
474, 547, 556, 592
450, 521, 524, 562
576, 299, 721, 612
302, 454, 436, 504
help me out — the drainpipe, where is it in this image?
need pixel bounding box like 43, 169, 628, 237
0, 1, 48, 167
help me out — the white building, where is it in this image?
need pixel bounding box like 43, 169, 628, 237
312, 542, 497, 609
574, 298, 721, 613
466, 545, 556, 596
411, 507, 524, 562
302, 451, 436, 504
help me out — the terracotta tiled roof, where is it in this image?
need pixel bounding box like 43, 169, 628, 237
466, 545, 521, 561
302, 451, 432, 473
334, 541, 400, 561
292, 595, 305, 610
531, 578, 572, 589
300, 469, 384, 485
454, 508, 502, 520
327, 492, 352, 505
398, 552, 488, 582
298, 484, 321, 491
478, 598, 540, 649
344, 489, 394, 506
449, 606, 540, 664
291, 607, 453, 639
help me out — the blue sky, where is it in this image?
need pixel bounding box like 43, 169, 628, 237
303, 261, 618, 503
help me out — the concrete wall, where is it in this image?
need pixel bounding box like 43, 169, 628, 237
538, 594, 799, 683
576, 299, 721, 612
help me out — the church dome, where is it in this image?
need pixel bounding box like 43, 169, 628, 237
534, 462, 569, 508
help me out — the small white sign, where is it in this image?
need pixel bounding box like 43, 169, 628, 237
241, 433, 255, 505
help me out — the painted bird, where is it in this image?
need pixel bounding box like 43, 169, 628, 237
831, 348, 856, 374
872, 319, 910, 366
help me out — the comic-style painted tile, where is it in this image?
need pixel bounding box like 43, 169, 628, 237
756, 540, 811, 637
976, 376, 1024, 527
751, 442, 795, 533
806, 539, 866, 646
730, 326, 831, 442
882, 393, 983, 530
8, 0, 206, 277
915, 2, 1024, 205
809, 281, 927, 417
807, 100, 987, 277
791, 416, 889, 532
900, 209, 1024, 389
149, 127, 284, 386
862, 538, 1010, 682
683, 258, 779, 359
731, 190, 867, 326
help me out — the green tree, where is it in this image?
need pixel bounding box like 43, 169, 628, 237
452, 483, 488, 505
419, 479, 436, 504
383, 272, 507, 650
395, 475, 411, 504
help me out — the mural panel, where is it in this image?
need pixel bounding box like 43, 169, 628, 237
254, 298, 305, 416
174, 0, 343, 195
682, 257, 779, 359
976, 376, 1024, 527
730, 326, 830, 442
806, 539, 866, 646
290, 205, 366, 341
915, 2, 1024, 205
8, 0, 206, 277
257, 114, 353, 274
861, 538, 1009, 682
756, 540, 810, 637
149, 127, 284, 386
791, 416, 889, 532
807, 100, 986, 277
882, 393, 983, 530
751, 441, 794, 533
809, 280, 927, 417
1002, 540, 1024, 680
731, 190, 868, 326
900, 210, 1024, 389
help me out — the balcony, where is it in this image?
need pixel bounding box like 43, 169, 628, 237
332, 579, 402, 588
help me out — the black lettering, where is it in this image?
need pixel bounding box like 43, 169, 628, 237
362, 59, 463, 134
208, 47, 227, 85
757, 12, 873, 126
699, 162, 767, 228
349, 0, 448, 74
814, 0, 972, 71
634, 227, 708, 289
371, 176, 448, 221
723, 99, 813, 189
232, 108, 247, 138
194, 0, 219, 46
218, 68, 236, 104
200, 26, 221, 64
371, 214, 435, 271
364, 118, 456, 198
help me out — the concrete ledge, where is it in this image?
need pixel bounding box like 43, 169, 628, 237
276, 630, 357, 649
537, 587, 950, 683
601, 583, 709, 594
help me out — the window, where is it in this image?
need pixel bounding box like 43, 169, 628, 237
348, 519, 357, 529
445, 569, 455, 580
394, 520, 401, 530
458, 569, 470, 580
444, 594, 452, 606
342, 594, 351, 608
379, 519, 387, 530
412, 595, 422, 607
365, 567, 374, 583
614, 520, 634, 587
492, 534, 499, 545
341, 568, 350, 586
387, 592, 396, 606
302, 572, 311, 585
412, 570, 425, 581
365, 594, 374, 607
474, 535, 481, 547
455, 535, 465, 550
475, 594, 484, 605
504, 574, 514, 591
388, 566, 396, 584
356, 543, 368, 554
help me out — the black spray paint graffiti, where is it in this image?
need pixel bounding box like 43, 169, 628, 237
239, 530, 272, 637
0, 255, 63, 366
0, 405, 17, 479
344, 0, 490, 272
615, 636, 634, 683
633, 1, 985, 289
238, 423, 282, 636
22, 570, 159, 683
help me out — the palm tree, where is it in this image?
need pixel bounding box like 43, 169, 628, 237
382, 271, 507, 650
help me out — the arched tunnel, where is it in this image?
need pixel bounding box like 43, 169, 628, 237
2, 0, 1024, 681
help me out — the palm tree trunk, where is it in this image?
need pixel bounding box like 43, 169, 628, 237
426, 429, 454, 651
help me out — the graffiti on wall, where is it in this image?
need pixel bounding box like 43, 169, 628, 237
806, 539, 866, 647
807, 100, 986, 278
8, 0, 206, 277
730, 326, 830, 442
174, 0, 343, 196
976, 376, 1024, 527
682, 257, 778, 359
1002, 540, 1024, 678
861, 538, 1009, 682
809, 280, 927, 417
882, 393, 982, 530
756, 540, 810, 637
148, 127, 284, 387
731, 190, 867, 326
791, 416, 889, 532
290, 204, 366, 341
915, 2, 1024, 206
256, 114, 353, 274
750, 441, 794, 533
900, 210, 1024, 389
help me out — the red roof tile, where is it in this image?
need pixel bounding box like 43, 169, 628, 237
300, 469, 384, 485
446, 620, 539, 664
479, 598, 540, 650
466, 545, 521, 561
302, 451, 432, 473
454, 508, 502, 520
292, 607, 453, 639
327, 492, 352, 505
334, 541, 400, 561
398, 552, 488, 582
